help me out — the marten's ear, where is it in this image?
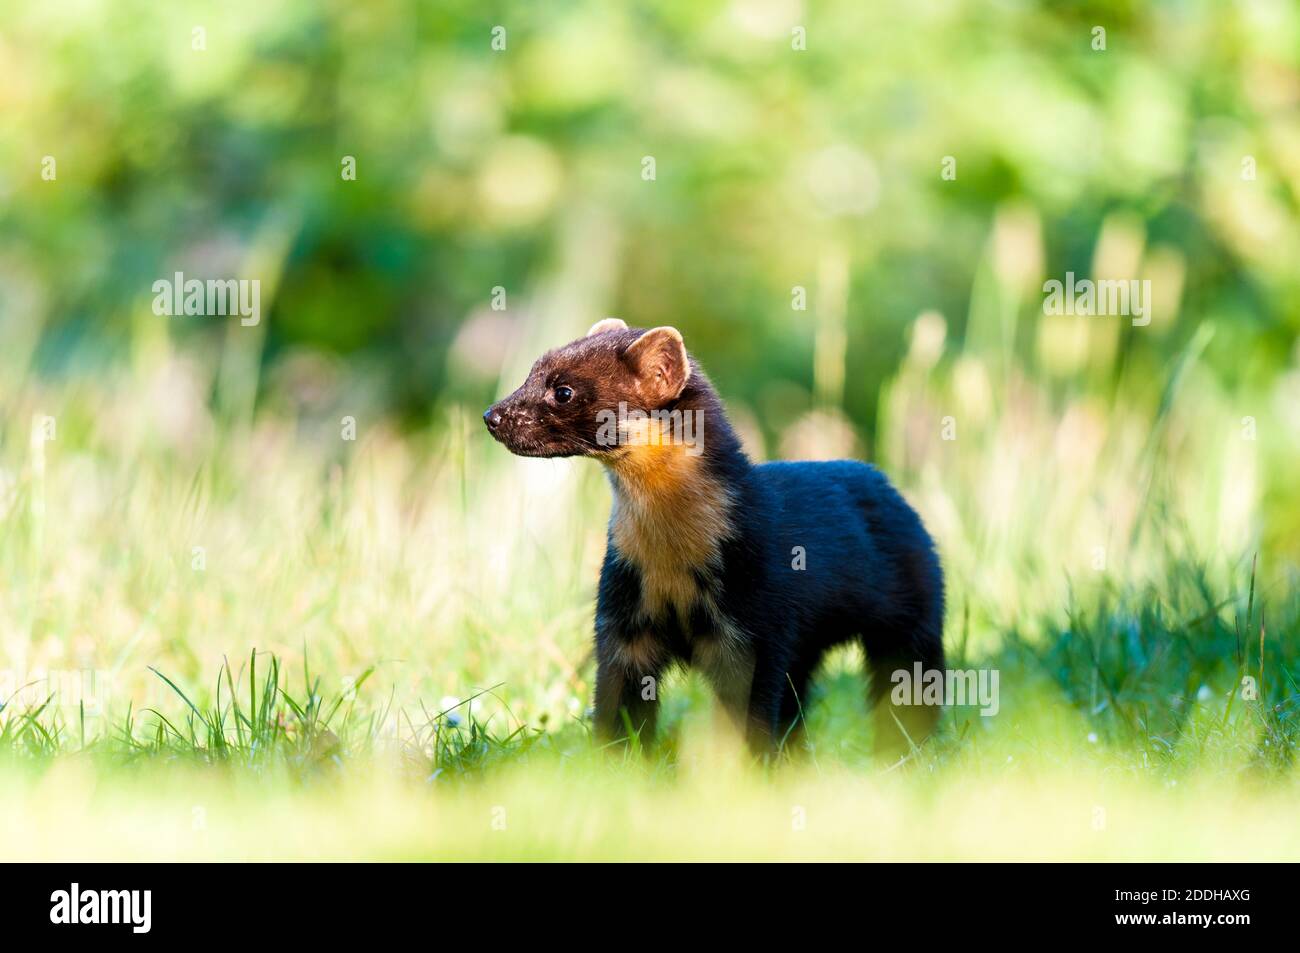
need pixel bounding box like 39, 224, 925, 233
587, 317, 627, 336
624, 326, 690, 401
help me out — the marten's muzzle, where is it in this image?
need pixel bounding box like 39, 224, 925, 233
482, 395, 517, 447
482, 392, 565, 457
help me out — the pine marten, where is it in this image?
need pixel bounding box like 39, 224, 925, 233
484, 319, 945, 760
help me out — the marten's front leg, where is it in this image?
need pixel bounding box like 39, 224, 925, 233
742, 652, 798, 758
593, 651, 660, 750
699, 644, 783, 758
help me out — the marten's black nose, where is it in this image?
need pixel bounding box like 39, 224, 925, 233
483, 407, 503, 432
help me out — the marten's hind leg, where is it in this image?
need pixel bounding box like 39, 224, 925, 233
863, 621, 946, 764
862, 541, 946, 760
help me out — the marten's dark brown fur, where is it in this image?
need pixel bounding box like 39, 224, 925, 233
485, 319, 944, 760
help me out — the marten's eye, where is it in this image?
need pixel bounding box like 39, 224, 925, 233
554, 385, 574, 404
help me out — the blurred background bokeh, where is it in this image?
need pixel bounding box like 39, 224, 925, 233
1, 0, 1298, 733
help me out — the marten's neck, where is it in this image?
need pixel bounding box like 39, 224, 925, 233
600, 376, 749, 619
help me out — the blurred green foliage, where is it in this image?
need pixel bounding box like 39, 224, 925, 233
2, 0, 1299, 432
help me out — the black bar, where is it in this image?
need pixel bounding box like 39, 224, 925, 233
1, 863, 1280, 940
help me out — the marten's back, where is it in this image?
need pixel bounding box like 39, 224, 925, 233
735, 459, 943, 634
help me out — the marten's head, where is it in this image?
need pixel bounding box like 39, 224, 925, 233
483, 319, 695, 459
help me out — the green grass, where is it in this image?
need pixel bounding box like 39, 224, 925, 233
5, 558, 1292, 778
2, 532, 1296, 860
